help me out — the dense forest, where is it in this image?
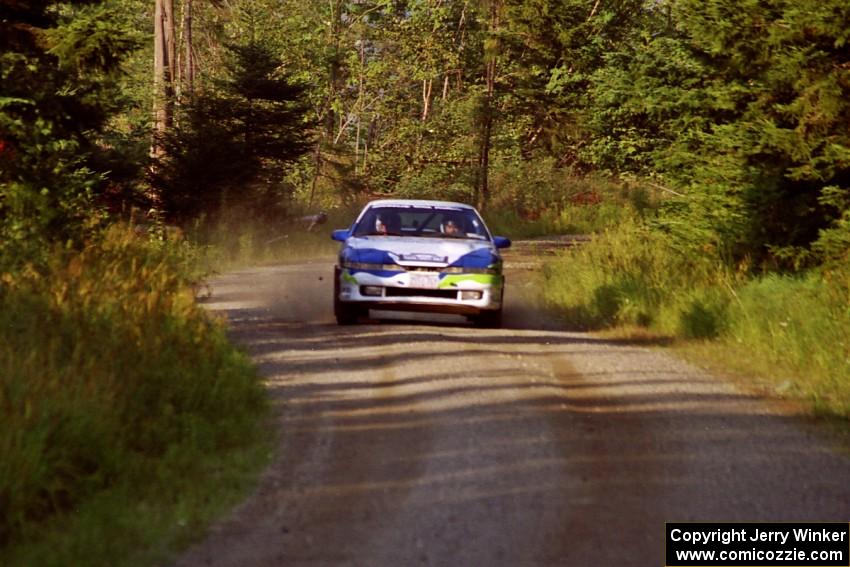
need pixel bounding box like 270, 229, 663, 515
2, 1, 849, 564
4, 0, 849, 267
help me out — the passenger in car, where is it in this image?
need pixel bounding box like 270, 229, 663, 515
375, 211, 401, 235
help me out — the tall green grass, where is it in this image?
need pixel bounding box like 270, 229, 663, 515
543, 219, 850, 418
724, 272, 850, 415
543, 216, 735, 336
0, 225, 269, 566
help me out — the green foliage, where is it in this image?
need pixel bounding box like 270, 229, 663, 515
586, 35, 714, 176
33, 0, 840, 271
484, 165, 657, 237
724, 270, 850, 416
584, 0, 850, 265
393, 165, 476, 203
812, 186, 850, 265
677, 291, 729, 340
0, 226, 268, 563
0, 0, 137, 265
46, 4, 140, 75
542, 217, 736, 333
503, 0, 647, 160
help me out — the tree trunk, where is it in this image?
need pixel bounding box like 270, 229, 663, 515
175, 0, 193, 117
325, 0, 343, 140
478, 99, 493, 211
422, 78, 433, 121
182, 0, 194, 98
355, 118, 361, 174
355, 37, 365, 173
477, 0, 499, 211
152, 0, 176, 159
308, 140, 322, 208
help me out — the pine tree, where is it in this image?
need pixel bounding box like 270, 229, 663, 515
150, 39, 313, 222
0, 0, 136, 265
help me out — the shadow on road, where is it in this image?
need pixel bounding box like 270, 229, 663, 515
181, 262, 850, 567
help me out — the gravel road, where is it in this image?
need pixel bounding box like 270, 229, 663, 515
175, 252, 850, 567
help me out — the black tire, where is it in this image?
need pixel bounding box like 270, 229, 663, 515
470, 284, 504, 328
335, 301, 362, 325
333, 266, 362, 325
471, 308, 502, 328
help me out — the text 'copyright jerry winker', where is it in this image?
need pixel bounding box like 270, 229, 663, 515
665, 523, 850, 566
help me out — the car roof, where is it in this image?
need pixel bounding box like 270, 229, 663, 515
364, 199, 477, 211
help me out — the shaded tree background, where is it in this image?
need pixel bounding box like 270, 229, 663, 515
0, 0, 138, 266
150, 41, 313, 222
2, 0, 849, 269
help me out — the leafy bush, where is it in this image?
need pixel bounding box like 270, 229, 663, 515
485, 165, 656, 237
543, 216, 734, 332
393, 165, 475, 203
1, 0, 138, 271
677, 289, 729, 339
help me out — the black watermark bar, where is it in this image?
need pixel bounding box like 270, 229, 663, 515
666, 523, 850, 567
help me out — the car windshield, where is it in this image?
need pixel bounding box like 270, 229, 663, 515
351, 206, 491, 240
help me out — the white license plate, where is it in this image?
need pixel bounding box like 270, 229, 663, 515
409, 272, 440, 289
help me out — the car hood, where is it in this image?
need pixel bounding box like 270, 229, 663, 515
343, 236, 499, 268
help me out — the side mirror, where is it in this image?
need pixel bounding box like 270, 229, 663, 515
493, 236, 511, 249
331, 229, 350, 242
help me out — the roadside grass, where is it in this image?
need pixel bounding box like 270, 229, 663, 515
193, 207, 358, 269
719, 272, 850, 417
0, 225, 271, 567
541, 216, 735, 335
672, 339, 850, 453
542, 221, 850, 420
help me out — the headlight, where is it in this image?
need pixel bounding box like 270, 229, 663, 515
343, 261, 404, 272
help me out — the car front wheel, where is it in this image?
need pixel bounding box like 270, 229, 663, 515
335, 301, 363, 325
470, 308, 502, 328
334, 266, 363, 325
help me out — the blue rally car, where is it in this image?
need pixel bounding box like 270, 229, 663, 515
331, 199, 511, 327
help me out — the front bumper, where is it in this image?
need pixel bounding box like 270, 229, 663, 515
336, 266, 503, 315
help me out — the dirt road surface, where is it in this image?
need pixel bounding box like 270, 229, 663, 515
176, 251, 850, 566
